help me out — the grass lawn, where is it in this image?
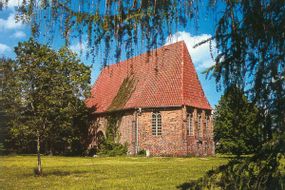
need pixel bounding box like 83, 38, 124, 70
0, 155, 228, 190
1, 155, 284, 190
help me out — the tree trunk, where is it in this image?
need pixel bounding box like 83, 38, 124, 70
36, 133, 42, 175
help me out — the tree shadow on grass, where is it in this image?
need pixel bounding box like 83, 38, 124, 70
177, 182, 194, 190
23, 170, 94, 177
176, 155, 285, 190
43, 170, 89, 177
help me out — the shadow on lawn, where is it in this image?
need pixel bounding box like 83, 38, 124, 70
43, 170, 89, 177
23, 170, 92, 177
176, 156, 285, 190
177, 182, 194, 190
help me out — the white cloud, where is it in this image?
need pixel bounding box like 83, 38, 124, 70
0, 13, 23, 30
7, 0, 22, 8
0, 43, 11, 54
70, 41, 87, 54
11, 30, 26, 38
165, 31, 218, 70
7, 0, 54, 9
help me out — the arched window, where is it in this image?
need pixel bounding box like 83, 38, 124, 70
187, 113, 194, 136
197, 113, 202, 138
152, 112, 162, 136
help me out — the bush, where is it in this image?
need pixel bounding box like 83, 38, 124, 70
97, 141, 128, 156
137, 149, 146, 156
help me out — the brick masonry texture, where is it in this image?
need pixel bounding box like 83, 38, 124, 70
138, 108, 186, 156
89, 107, 214, 156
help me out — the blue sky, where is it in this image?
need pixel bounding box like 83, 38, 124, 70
0, 2, 224, 107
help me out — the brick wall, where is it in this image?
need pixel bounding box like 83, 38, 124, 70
183, 107, 215, 156
137, 108, 187, 156
88, 116, 107, 149
88, 111, 136, 153
88, 107, 214, 156
117, 111, 136, 154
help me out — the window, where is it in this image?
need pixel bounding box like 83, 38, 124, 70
187, 113, 194, 136
197, 113, 202, 138
152, 112, 162, 136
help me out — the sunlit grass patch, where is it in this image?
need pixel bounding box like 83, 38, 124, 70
2, 155, 284, 190
0, 155, 228, 190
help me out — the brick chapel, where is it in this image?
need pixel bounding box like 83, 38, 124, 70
86, 41, 214, 156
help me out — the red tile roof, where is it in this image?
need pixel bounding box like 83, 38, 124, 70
86, 41, 212, 113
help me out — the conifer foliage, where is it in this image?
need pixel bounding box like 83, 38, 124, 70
214, 86, 262, 156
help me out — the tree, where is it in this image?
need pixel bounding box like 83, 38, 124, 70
1, 58, 41, 154
188, 1, 285, 188
0, 58, 8, 154
0, 58, 18, 154
1, 0, 284, 188
1, 0, 190, 65
214, 86, 262, 156
8, 39, 91, 174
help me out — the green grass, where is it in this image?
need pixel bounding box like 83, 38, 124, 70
1, 155, 284, 190
0, 155, 227, 190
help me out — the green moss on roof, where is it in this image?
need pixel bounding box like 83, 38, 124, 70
107, 75, 136, 111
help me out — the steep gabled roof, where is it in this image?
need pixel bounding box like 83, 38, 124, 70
86, 41, 212, 113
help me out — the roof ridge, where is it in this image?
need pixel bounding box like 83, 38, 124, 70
101, 41, 186, 71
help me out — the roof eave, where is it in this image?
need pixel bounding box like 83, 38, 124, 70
91, 104, 212, 115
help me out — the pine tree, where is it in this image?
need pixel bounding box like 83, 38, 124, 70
214, 86, 262, 156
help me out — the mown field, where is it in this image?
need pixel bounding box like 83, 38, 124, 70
0, 155, 228, 190
0, 155, 284, 190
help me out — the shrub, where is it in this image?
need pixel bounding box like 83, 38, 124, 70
97, 141, 128, 156
137, 149, 146, 156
